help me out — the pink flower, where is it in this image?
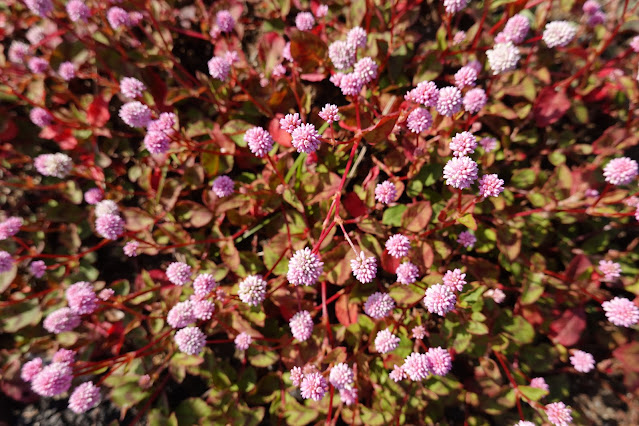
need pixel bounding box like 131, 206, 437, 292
487, 42, 520, 74
453, 31, 466, 45
216, 10, 235, 33
486, 288, 506, 303
148, 112, 177, 133
300, 372, 328, 401
443, 156, 478, 189
66, 281, 98, 315
545, 402, 573, 426
514, 422, 535, 426
363, 292, 395, 319
25, 0, 53, 17
423, 284, 456, 316
31, 363, 72, 397
193, 300, 215, 320
412, 325, 426, 339
498, 14, 530, 45
84, 188, 103, 205
295, 12, 315, 31
43, 307, 81, 334
175, 326, 206, 355
328, 41, 356, 70
107, 7, 131, 29
583, 0, 602, 14
120, 77, 146, 99
58, 62, 76, 81
289, 310, 313, 341
339, 385, 358, 406
396, 261, 419, 285
543, 21, 577, 48
21, 358, 43, 382
480, 137, 498, 152
602, 297, 639, 327
329, 363, 354, 389
406, 108, 433, 133
244, 127, 274, 157
144, 131, 170, 154
347, 27, 367, 48
478, 174, 505, 198
34, 153, 73, 178
119, 101, 151, 127
354, 57, 378, 83
95, 200, 118, 217
95, 214, 125, 240
351, 251, 377, 283
291, 123, 321, 154
166, 262, 192, 285
193, 274, 217, 297
374, 328, 400, 354
442, 269, 466, 292
0, 251, 13, 273
530, 377, 549, 392
68, 382, 101, 413
315, 5, 329, 18
30, 260, 47, 278
280, 113, 302, 133
630, 35, 639, 52
436, 86, 463, 116
587, 11, 606, 27
291, 366, 304, 386
603, 157, 638, 185
98, 288, 114, 300
443, 0, 469, 14
570, 350, 595, 373
319, 104, 340, 123
238, 275, 267, 306
8, 41, 29, 63
403, 352, 431, 381
123, 241, 139, 257
405, 81, 439, 107
598, 260, 621, 281
463, 88, 487, 114
338, 72, 364, 96
450, 131, 477, 157
167, 301, 196, 328
212, 175, 234, 197
30, 108, 54, 128
287, 248, 324, 286
389, 364, 406, 382
426, 347, 452, 375
207, 56, 231, 81
283, 42, 293, 62
375, 180, 397, 204
66, 0, 90, 22
0, 216, 23, 240
386, 234, 410, 258
454, 66, 477, 89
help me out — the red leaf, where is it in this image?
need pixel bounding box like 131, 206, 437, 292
549, 307, 586, 346
87, 96, 110, 127
613, 342, 639, 373
269, 115, 292, 147
142, 68, 168, 111
300, 72, 326, 82
0, 118, 18, 141
380, 249, 401, 274
39, 124, 77, 149
564, 254, 592, 282
343, 192, 367, 218
335, 294, 358, 326
533, 87, 571, 127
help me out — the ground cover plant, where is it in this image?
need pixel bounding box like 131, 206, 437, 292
1, 0, 639, 424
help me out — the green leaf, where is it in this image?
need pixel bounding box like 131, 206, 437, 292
382, 205, 407, 227
401, 201, 432, 232
457, 213, 477, 230
249, 350, 278, 368
519, 385, 549, 401
175, 398, 213, 424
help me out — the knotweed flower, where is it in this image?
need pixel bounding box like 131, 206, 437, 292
8, 41, 29, 63
68, 382, 101, 413
514, 422, 535, 426
338, 73, 364, 96
280, 113, 302, 133
175, 326, 206, 355
148, 112, 177, 133
235, 332, 252, 350
43, 307, 81, 334
454, 66, 477, 89
319, 104, 340, 123
34, 153, 73, 178
497, 14, 530, 44
463, 88, 487, 114
0, 251, 13, 273
426, 347, 452, 375
403, 352, 430, 381
193, 274, 217, 297
386, 234, 410, 258
315, 5, 329, 18
375, 328, 400, 354
389, 365, 406, 382
405, 81, 439, 107
144, 131, 170, 154
487, 42, 520, 74
25, 0, 53, 16
396, 261, 419, 285
66, 0, 90, 22
95, 214, 125, 240
107, 7, 131, 29
207, 56, 231, 81
193, 300, 215, 320
119, 101, 151, 127
95, 200, 118, 217
347, 26, 367, 48
28, 57, 49, 74
21, 358, 43, 382
351, 252, 377, 283
98, 289, 114, 300
290, 366, 304, 386
375, 180, 397, 204
363, 292, 395, 319
167, 301, 196, 328
587, 11, 606, 27
31, 363, 72, 397
123, 241, 139, 257
442, 269, 466, 292
423, 284, 456, 316
339, 385, 358, 406
543, 21, 577, 48
450, 131, 477, 157
166, 262, 191, 285
30, 108, 54, 128
453, 31, 466, 45
282, 42, 293, 62
570, 350, 595, 373
545, 402, 572, 426
212, 175, 234, 197
583, 0, 601, 14
436, 86, 463, 116
329, 363, 354, 389
602, 297, 639, 327
216, 10, 235, 33
354, 57, 378, 83
530, 377, 549, 391
238, 275, 267, 306
0, 217, 23, 240
443, 156, 478, 189
603, 157, 638, 185
120, 77, 145, 99
486, 288, 506, 303
84, 188, 103, 205
598, 260, 621, 281
443, 0, 469, 14
406, 108, 433, 133
478, 174, 505, 198
480, 137, 498, 152
328, 40, 356, 70
301, 371, 328, 401
287, 248, 324, 286
244, 127, 274, 157
291, 123, 321, 153
290, 310, 313, 341
66, 281, 98, 315
30, 260, 47, 278
58, 62, 75, 81
631, 35, 639, 52
295, 12, 315, 31
412, 325, 426, 339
